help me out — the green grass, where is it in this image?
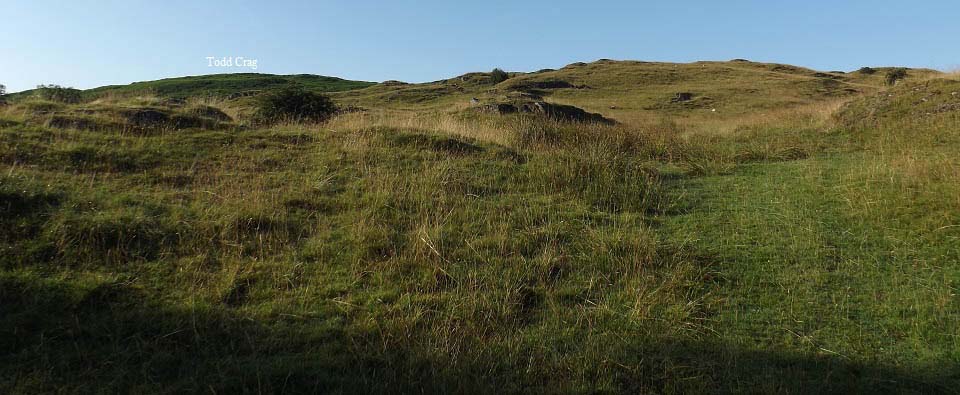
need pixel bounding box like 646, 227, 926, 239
1, 64, 958, 393
9, 73, 375, 101
659, 155, 958, 392
333, 60, 938, 124
0, 122, 696, 393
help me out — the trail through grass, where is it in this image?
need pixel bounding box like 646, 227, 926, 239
658, 152, 959, 392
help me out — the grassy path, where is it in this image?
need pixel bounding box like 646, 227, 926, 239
658, 153, 960, 392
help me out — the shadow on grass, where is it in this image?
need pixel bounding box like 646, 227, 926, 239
1, 276, 955, 394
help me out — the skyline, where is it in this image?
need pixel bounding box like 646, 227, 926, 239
2, 0, 958, 93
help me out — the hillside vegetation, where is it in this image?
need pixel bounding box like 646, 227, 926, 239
9, 73, 375, 101
0, 60, 957, 394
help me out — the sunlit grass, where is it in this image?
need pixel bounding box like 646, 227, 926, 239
1, 63, 958, 393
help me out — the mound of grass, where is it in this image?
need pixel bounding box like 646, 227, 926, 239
8, 96, 236, 133
88, 73, 375, 98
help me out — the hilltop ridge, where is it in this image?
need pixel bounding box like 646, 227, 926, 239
8, 73, 376, 101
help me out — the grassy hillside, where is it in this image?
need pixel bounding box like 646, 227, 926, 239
333, 60, 937, 122
1, 63, 958, 393
9, 73, 375, 101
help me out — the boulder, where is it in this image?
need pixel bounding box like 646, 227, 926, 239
123, 109, 169, 127
479, 103, 519, 115
671, 92, 695, 103
479, 100, 614, 124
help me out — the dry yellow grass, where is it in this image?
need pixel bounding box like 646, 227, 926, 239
327, 109, 519, 146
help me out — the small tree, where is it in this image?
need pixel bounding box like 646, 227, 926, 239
35, 84, 83, 103
254, 87, 338, 124
490, 68, 509, 84
885, 68, 908, 86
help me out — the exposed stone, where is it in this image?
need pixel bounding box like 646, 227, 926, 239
478, 100, 614, 124
671, 92, 695, 103
479, 103, 519, 115
122, 109, 169, 127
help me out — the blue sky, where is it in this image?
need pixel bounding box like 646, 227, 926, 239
1, 0, 958, 92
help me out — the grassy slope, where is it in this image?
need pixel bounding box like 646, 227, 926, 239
657, 77, 960, 391
1, 63, 958, 393
334, 60, 937, 122
10, 73, 375, 100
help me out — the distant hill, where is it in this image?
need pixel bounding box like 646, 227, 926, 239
5, 60, 941, 125
333, 59, 941, 122
10, 73, 376, 100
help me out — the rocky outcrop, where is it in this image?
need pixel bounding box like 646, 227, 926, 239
478, 101, 615, 124
122, 109, 169, 127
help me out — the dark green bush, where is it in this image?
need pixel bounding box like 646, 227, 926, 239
254, 87, 338, 124
885, 68, 908, 86
490, 68, 510, 84
857, 67, 877, 75
35, 85, 83, 103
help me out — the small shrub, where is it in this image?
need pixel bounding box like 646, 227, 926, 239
885, 68, 908, 86
858, 67, 877, 75
491, 68, 510, 84
254, 87, 337, 124
34, 84, 84, 103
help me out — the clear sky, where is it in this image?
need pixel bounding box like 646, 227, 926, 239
2, 0, 958, 93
